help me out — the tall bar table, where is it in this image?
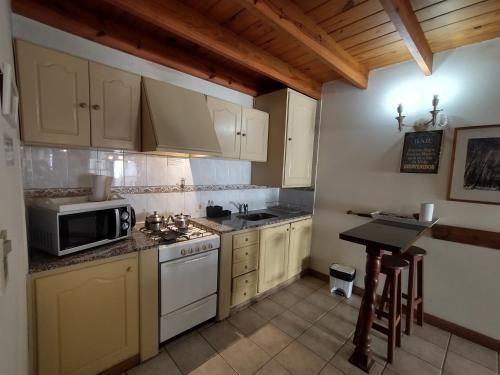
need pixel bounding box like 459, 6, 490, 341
339, 219, 431, 372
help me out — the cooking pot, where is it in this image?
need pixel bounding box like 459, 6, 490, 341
167, 213, 191, 230
145, 211, 165, 231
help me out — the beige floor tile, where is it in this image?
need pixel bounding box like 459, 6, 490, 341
315, 310, 356, 340
269, 289, 302, 309
228, 308, 267, 336
297, 324, 345, 361
290, 299, 329, 323
285, 281, 315, 298
305, 289, 343, 311
319, 363, 345, 375
166, 331, 217, 374
187, 354, 237, 375
329, 343, 384, 375
297, 275, 327, 290
400, 333, 446, 368
329, 302, 359, 325
448, 335, 498, 371
271, 310, 312, 338
385, 347, 440, 375
199, 320, 244, 353
443, 351, 497, 375
276, 341, 326, 375
219, 337, 270, 375
410, 322, 450, 349
250, 323, 294, 356
343, 294, 362, 309
254, 359, 293, 375
250, 298, 285, 320
128, 351, 181, 375
381, 368, 398, 375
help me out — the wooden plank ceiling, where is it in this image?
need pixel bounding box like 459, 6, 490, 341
12, 0, 500, 98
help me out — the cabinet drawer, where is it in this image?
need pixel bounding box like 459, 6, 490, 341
232, 270, 258, 291
233, 231, 259, 248
231, 283, 258, 306
232, 256, 258, 278
233, 244, 259, 264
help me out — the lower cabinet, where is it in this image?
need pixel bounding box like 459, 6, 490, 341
288, 219, 313, 278
33, 254, 139, 375
258, 224, 290, 293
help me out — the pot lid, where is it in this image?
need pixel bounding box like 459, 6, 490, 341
174, 213, 191, 220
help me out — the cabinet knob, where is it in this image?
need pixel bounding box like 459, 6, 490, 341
245, 238, 248, 242
126, 266, 132, 272
92, 104, 101, 110
244, 292, 247, 296
286, 228, 289, 231
245, 265, 248, 269
245, 252, 248, 256
236, 131, 241, 135
245, 280, 248, 283
79, 102, 88, 108
242, 133, 247, 137
288, 137, 292, 141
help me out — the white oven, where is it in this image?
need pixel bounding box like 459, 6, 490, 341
159, 235, 220, 342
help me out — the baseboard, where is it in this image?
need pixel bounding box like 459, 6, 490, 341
99, 354, 140, 375
307, 269, 500, 352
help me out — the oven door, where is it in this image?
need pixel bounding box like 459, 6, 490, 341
160, 249, 218, 315
58, 207, 121, 253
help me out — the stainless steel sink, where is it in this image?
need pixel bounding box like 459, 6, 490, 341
237, 212, 278, 221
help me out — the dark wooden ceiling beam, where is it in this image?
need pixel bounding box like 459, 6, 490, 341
12, 0, 262, 96
103, 0, 322, 98
235, 0, 368, 89
380, 0, 433, 75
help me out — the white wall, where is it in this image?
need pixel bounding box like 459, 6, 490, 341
313, 37, 500, 340
0, 1, 29, 374
12, 15, 254, 107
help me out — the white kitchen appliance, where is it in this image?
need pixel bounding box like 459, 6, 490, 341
155, 225, 220, 342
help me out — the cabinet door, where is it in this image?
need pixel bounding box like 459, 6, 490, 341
288, 219, 313, 278
240, 107, 269, 162
15, 40, 91, 146
258, 224, 290, 293
207, 96, 242, 159
90, 62, 141, 150
35, 256, 139, 375
283, 91, 317, 187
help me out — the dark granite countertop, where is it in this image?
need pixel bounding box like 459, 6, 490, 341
28, 230, 157, 274
191, 209, 313, 234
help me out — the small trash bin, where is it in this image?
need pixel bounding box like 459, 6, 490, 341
329, 263, 356, 298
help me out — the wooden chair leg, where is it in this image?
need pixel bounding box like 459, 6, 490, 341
388, 272, 397, 363
417, 258, 424, 326
377, 276, 390, 319
396, 272, 402, 347
405, 259, 416, 335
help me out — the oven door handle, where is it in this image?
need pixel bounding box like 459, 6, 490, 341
114, 208, 120, 239
181, 254, 212, 264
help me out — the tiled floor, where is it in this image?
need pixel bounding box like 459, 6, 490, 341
127, 275, 500, 375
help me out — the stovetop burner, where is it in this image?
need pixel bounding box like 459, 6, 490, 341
140, 224, 214, 244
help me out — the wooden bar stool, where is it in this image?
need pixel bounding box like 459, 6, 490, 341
401, 246, 426, 335
354, 255, 408, 363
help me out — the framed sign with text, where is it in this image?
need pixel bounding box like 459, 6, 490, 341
400, 130, 443, 174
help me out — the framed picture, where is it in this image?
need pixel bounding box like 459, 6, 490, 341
448, 125, 500, 205
400, 130, 443, 174
0, 62, 19, 129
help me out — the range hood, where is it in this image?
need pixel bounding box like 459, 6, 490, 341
141, 77, 221, 156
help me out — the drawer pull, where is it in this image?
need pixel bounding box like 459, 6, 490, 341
244, 265, 248, 269
245, 238, 248, 242
245, 280, 248, 283
245, 252, 248, 256
126, 266, 132, 272
244, 292, 247, 296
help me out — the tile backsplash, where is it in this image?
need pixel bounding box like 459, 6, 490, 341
22, 146, 295, 221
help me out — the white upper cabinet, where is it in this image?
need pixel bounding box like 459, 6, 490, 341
90, 62, 141, 150
253, 88, 317, 187
240, 107, 269, 162
207, 96, 269, 162
283, 91, 316, 187
207, 96, 242, 159
16, 39, 91, 147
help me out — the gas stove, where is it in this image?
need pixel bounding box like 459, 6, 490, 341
140, 224, 214, 244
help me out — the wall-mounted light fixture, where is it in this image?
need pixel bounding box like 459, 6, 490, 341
396, 95, 448, 132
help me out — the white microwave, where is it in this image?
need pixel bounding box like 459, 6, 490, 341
28, 198, 135, 256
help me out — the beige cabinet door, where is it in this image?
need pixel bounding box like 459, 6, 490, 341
240, 107, 269, 162
35, 256, 139, 375
207, 96, 242, 159
258, 224, 290, 293
288, 219, 313, 278
283, 91, 317, 187
90, 62, 141, 150
15, 40, 91, 146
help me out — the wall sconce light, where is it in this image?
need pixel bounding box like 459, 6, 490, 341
396, 95, 448, 132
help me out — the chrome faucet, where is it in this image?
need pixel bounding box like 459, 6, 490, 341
230, 202, 249, 214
